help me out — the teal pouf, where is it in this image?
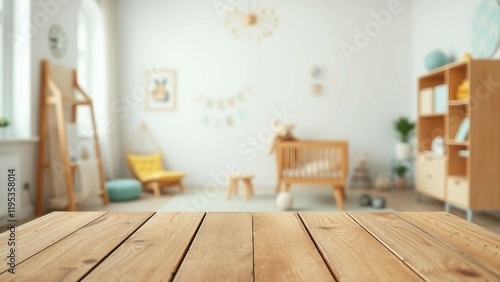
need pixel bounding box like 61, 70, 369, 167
106, 179, 141, 202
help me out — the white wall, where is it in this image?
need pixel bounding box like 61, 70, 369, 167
115, 0, 413, 186
412, 0, 500, 103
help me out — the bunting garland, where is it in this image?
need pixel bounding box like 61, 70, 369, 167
196, 85, 253, 128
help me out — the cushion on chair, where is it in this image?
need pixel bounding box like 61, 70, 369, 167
106, 179, 141, 202
142, 171, 186, 182
127, 153, 165, 181
127, 153, 186, 183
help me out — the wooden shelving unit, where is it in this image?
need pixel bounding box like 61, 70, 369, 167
416, 59, 500, 221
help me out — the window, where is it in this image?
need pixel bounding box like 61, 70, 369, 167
77, 0, 103, 137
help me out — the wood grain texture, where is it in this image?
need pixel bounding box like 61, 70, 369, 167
174, 213, 253, 282
0, 211, 107, 274
349, 212, 499, 281
397, 212, 500, 276
469, 59, 500, 209
0, 212, 153, 281
299, 212, 422, 282
253, 212, 334, 282
85, 212, 205, 282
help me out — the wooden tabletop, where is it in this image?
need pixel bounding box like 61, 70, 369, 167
1, 212, 499, 281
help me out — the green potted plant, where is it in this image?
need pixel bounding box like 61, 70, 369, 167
393, 164, 408, 189
0, 117, 9, 139
393, 116, 415, 159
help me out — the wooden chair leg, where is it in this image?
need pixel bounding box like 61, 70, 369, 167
275, 181, 282, 193
243, 179, 253, 200
244, 184, 249, 201
233, 180, 238, 196
152, 182, 161, 197
284, 183, 291, 192
333, 186, 345, 210
177, 181, 184, 193
341, 186, 347, 200
227, 179, 236, 199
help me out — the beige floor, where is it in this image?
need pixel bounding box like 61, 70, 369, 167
5, 186, 500, 234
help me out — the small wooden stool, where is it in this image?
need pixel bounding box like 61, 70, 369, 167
227, 174, 255, 201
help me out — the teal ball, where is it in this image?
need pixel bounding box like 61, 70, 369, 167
424, 50, 450, 71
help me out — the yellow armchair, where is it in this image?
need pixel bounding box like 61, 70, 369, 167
127, 153, 186, 196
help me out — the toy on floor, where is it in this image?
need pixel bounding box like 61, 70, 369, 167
268, 119, 298, 155
350, 152, 373, 189
372, 196, 386, 209
276, 192, 293, 210
126, 123, 186, 197
375, 174, 391, 191
359, 194, 372, 206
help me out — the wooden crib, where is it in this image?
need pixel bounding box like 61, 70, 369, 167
275, 141, 349, 210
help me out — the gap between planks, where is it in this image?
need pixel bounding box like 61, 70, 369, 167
79, 212, 157, 280
84, 212, 207, 282
347, 212, 499, 281
299, 212, 423, 282
297, 212, 340, 281
0, 211, 109, 275
0, 212, 154, 282
173, 213, 253, 281
394, 212, 500, 276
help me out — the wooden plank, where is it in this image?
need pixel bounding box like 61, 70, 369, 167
253, 212, 334, 282
349, 212, 499, 281
398, 212, 500, 276
299, 212, 422, 281
174, 213, 253, 282
0, 211, 107, 274
0, 212, 153, 281
85, 212, 205, 282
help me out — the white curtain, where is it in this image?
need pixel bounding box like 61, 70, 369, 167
95, 0, 120, 179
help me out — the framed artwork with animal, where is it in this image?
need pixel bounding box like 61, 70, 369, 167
144, 69, 177, 111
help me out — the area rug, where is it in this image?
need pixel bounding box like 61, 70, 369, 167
158, 188, 394, 212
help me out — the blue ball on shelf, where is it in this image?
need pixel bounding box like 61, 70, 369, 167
424, 50, 450, 71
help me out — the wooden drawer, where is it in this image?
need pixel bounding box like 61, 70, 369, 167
416, 155, 446, 200
447, 177, 469, 207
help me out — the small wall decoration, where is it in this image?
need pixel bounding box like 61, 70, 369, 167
196, 85, 253, 128
224, 3, 279, 43
472, 0, 500, 58
145, 70, 176, 111
311, 66, 324, 95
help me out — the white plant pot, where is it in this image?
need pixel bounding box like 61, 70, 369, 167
395, 142, 412, 160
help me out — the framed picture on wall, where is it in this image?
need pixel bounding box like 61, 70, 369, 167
144, 70, 177, 111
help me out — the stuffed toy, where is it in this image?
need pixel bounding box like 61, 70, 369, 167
268, 119, 298, 155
